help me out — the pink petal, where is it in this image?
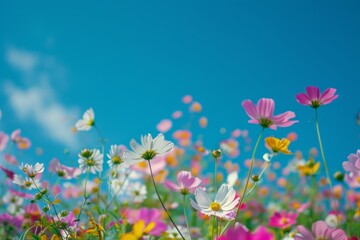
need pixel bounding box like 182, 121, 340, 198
257, 98, 275, 118
296, 225, 315, 240
312, 221, 331, 238
242, 100, 259, 120
320, 88, 338, 104
306, 86, 320, 100
164, 180, 180, 192
156, 119, 172, 133
295, 93, 312, 105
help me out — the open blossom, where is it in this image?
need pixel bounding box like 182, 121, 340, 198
164, 171, 202, 195
269, 210, 298, 229
242, 98, 298, 130
125, 208, 167, 236
343, 150, 360, 175
296, 86, 338, 108
19, 162, 44, 178
218, 224, 274, 240
124, 133, 174, 166
49, 158, 81, 179
265, 137, 291, 154
11, 129, 31, 149
13, 174, 40, 190
78, 148, 104, 174
107, 145, 127, 170
295, 220, 347, 240
191, 184, 239, 219
75, 108, 95, 131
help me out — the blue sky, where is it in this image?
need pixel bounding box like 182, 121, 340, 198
0, 1, 359, 175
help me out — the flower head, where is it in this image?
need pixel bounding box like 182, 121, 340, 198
295, 220, 347, 240
191, 184, 239, 219
11, 129, 31, 149
13, 174, 40, 190
78, 148, 103, 174
49, 158, 81, 179
297, 158, 320, 176
343, 150, 360, 175
242, 98, 298, 130
164, 171, 202, 195
75, 108, 95, 131
107, 145, 127, 170
265, 137, 291, 154
0, 131, 9, 151
296, 86, 338, 108
124, 133, 174, 166
269, 210, 298, 229
19, 162, 44, 178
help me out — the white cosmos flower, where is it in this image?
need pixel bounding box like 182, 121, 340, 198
75, 108, 95, 131
13, 174, 40, 190
19, 162, 44, 178
191, 184, 239, 219
124, 133, 174, 166
127, 181, 147, 203
107, 145, 127, 170
3, 191, 24, 214
78, 148, 103, 174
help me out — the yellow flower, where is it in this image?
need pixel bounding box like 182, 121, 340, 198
297, 158, 320, 176
120, 220, 156, 240
265, 137, 291, 154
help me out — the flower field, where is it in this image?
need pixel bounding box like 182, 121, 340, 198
0, 86, 358, 240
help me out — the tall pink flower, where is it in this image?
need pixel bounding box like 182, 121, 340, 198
295, 220, 347, 240
242, 98, 298, 130
269, 210, 298, 229
164, 171, 201, 195
296, 86, 338, 108
343, 150, 360, 175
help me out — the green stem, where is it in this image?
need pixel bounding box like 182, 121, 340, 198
212, 216, 215, 239
220, 220, 232, 235
233, 127, 264, 227
182, 195, 192, 240
148, 161, 185, 240
76, 168, 90, 229
315, 109, 337, 212
214, 157, 218, 192
243, 161, 271, 200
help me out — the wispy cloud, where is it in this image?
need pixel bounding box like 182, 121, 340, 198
3, 47, 80, 149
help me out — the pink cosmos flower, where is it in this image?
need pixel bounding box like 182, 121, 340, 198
11, 129, 31, 150
156, 119, 172, 133
296, 86, 338, 108
345, 173, 360, 188
242, 98, 298, 130
0, 131, 9, 151
49, 158, 81, 179
125, 208, 167, 236
218, 224, 274, 240
295, 220, 347, 240
4, 154, 18, 165
164, 171, 202, 195
343, 150, 360, 175
0, 213, 23, 229
269, 210, 298, 229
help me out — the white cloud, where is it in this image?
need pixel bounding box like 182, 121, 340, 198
3, 47, 80, 149
6, 48, 39, 72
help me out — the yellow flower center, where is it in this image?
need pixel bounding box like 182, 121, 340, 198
112, 156, 123, 165
210, 202, 221, 211
138, 161, 147, 169
280, 217, 289, 225
86, 158, 95, 166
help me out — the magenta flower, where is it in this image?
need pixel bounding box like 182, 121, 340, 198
343, 150, 360, 175
296, 86, 338, 108
242, 98, 298, 130
218, 224, 274, 240
295, 220, 347, 240
269, 210, 298, 229
126, 208, 167, 236
164, 171, 202, 195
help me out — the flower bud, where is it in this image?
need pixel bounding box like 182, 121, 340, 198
251, 175, 260, 182
334, 171, 344, 182
212, 149, 222, 159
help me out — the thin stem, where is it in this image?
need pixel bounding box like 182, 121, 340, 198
233, 128, 264, 227
220, 220, 232, 235
182, 195, 192, 240
148, 161, 185, 240
243, 162, 271, 200
214, 157, 218, 192
212, 216, 215, 239
76, 168, 90, 229
315, 109, 337, 212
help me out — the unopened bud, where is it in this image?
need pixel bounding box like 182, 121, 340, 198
60, 210, 68, 217
334, 171, 344, 182
42, 206, 50, 213
35, 193, 43, 200
212, 149, 222, 159
251, 175, 260, 182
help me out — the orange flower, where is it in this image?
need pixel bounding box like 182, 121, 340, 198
265, 137, 291, 154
